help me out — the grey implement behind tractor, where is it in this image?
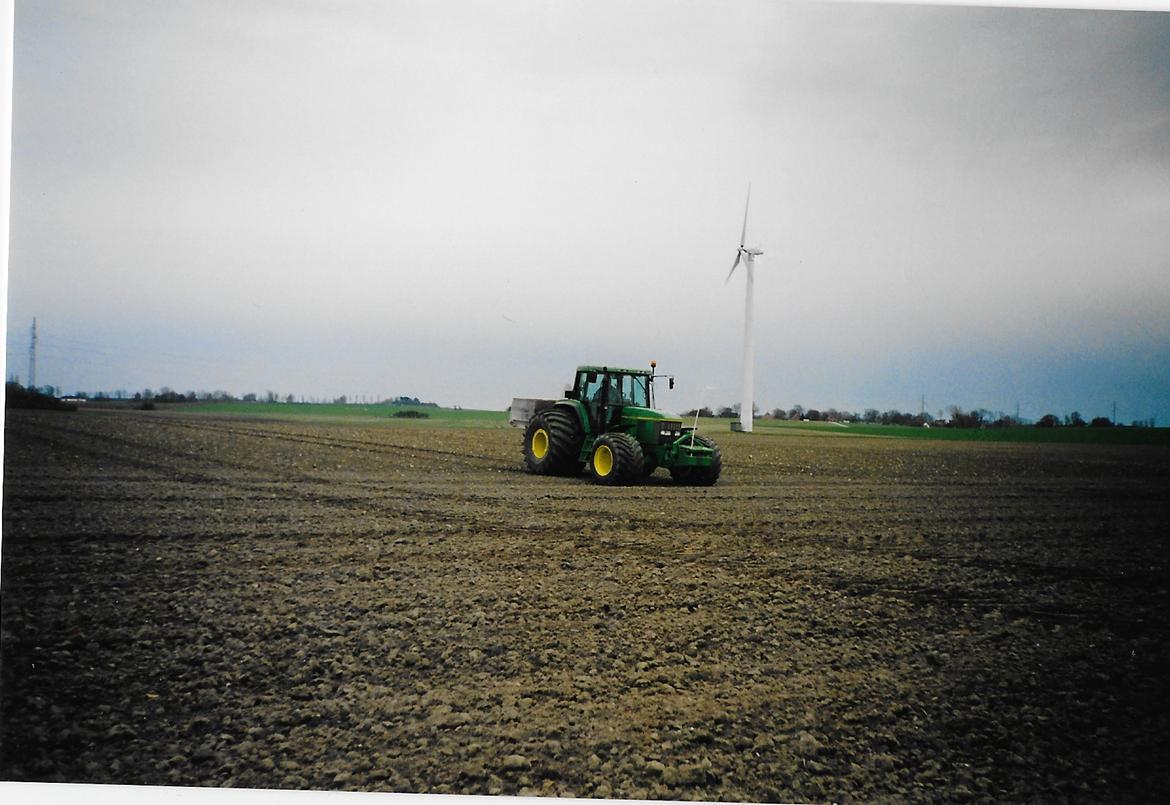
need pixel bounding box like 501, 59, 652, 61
510, 362, 722, 485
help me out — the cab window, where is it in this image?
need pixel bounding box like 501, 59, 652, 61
579, 371, 604, 403
616, 374, 649, 407
631, 375, 650, 407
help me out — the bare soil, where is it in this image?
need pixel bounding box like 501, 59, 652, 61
2, 409, 1168, 802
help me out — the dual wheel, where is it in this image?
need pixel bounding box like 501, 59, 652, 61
524, 409, 720, 486
523, 412, 644, 486
522, 408, 585, 476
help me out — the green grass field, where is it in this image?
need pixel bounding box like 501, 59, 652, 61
744, 416, 1170, 445
171, 402, 1168, 444
178, 402, 510, 428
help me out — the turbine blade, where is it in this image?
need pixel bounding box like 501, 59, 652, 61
739, 183, 752, 247
725, 251, 742, 284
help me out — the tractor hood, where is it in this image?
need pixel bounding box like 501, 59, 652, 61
619, 406, 674, 421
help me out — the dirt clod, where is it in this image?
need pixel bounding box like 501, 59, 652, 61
501, 755, 530, 772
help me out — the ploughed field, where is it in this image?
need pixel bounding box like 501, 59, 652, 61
2, 409, 1168, 802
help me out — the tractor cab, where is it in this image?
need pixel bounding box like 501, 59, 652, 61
570, 366, 653, 432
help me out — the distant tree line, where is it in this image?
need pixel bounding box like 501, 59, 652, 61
5, 382, 77, 411
23, 385, 440, 408
6, 379, 1154, 427
683, 401, 1154, 429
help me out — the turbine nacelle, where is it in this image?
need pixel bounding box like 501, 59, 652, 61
725, 185, 764, 283
726, 246, 764, 284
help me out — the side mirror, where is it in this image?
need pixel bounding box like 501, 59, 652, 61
669, 378, 674, 389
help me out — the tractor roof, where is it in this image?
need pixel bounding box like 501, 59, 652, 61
576, 365, 652, 376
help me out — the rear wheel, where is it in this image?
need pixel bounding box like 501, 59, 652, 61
589, 433, 645, 485
671, 434, 722, 486
523, 408, 584, 476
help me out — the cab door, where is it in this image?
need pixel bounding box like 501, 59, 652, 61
577, 370, 606, 433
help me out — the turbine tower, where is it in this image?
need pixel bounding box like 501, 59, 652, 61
725, 185, 763, 433
28, 317, 38, 390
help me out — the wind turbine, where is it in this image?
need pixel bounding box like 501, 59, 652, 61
725, 184, 763, 434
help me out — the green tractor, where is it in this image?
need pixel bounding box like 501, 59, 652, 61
513, 363, 722, 485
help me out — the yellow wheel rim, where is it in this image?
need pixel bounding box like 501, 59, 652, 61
593, 444, 614, 477
531, 428, 550, 459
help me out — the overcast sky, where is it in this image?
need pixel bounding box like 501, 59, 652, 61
4, 0, 1169, 422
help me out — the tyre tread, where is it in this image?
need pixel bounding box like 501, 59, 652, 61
523, 408, 584, 476
590, 432, 645, 485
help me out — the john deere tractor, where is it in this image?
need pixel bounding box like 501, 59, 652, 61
513, 363, 721, 485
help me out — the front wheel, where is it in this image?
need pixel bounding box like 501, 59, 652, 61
589, 433, 644, 486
